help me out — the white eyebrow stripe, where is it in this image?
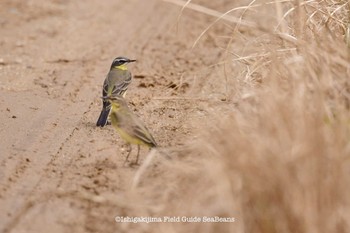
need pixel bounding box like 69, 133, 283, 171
115, 59, 127, 63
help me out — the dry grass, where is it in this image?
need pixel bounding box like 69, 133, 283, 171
127, 1, 350, 232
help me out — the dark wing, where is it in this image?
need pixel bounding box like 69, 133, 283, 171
131, 123, 157, 147
103, 70, 132, 97
111, 73, 132, 96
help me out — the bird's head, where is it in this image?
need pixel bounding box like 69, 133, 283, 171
111, 57, 136, 70
102, 95, 121, 101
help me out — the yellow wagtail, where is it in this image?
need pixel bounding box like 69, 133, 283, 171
96, 57, 136, 127
103, 95, 157, 164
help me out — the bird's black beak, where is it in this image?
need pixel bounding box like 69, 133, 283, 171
128, 59, 136, 63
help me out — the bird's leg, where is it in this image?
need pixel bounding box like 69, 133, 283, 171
135, 145, 141, 165
106, 109, 112, 125
124, 144, 132, 165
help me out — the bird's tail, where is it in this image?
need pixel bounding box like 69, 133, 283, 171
96, 108, 111, 127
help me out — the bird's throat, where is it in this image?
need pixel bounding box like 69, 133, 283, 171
113, 64, 128, 71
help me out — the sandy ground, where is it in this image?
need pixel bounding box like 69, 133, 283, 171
0, 0, 235, 232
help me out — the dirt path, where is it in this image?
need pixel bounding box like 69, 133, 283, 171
0, 0, 229, 232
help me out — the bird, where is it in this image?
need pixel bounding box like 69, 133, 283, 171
96, 56, 136, 127
103, 95, 157, 164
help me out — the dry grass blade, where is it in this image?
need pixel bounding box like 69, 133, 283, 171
131, 149, 158, 189
346, 23, 350, 48
164, 0, 255, 25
